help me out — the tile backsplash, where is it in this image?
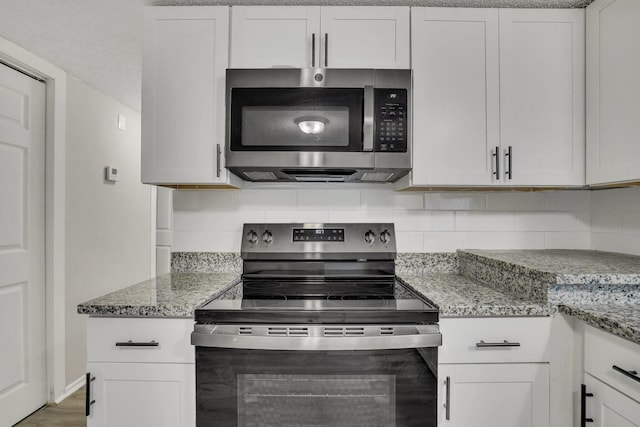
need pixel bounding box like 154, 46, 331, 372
170, 188, 592, 253
591, 187, 640, 256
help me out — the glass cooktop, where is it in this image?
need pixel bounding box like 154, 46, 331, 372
194, 279, 439, 325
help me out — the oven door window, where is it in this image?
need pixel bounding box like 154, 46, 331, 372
196, 348, 437, 427
230, 88, 364, 152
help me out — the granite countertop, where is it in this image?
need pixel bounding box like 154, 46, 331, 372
398, 272, 551, 317
461, 249, 640, 285
77, 250, 640, 346
558, 303, 640, 344
77, 272, 240, 317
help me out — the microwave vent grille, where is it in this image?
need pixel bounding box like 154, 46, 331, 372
361, 172, 394, 182
243, 171, 278, 181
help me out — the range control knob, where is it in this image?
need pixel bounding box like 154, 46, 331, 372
364, 230, 376, 244
246, 230, 258, 244
262, 230, 274, 244
380, 230, 391, 245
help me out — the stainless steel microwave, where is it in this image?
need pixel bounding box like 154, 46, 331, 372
225, 68, 411, 183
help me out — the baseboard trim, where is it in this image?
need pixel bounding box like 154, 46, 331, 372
54, 375, 84, 404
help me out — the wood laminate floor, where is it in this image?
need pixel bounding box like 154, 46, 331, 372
14, 387, 85, 427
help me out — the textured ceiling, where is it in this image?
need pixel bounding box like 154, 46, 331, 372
0, 0, 594, 112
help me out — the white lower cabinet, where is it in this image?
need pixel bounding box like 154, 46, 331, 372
438, 363, 550, 427
86, 362, 195, 427
438, 317, 551, 427
581, 325, 640, 427
85, 317, 195, 427
585, 374, 640, 427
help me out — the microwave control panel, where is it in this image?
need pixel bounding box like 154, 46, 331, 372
374, 89, 407, 153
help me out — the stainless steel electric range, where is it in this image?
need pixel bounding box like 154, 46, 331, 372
192, 223, 441, 427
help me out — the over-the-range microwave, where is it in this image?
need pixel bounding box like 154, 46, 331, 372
225, 68, 411, 183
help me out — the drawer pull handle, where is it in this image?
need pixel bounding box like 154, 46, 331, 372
612, 365, 640, 384
85, 372, 96, 417
476, 340, 521, 348
445, 376, 451, 421
580, 384, 594, 426
115, 340, 159, 347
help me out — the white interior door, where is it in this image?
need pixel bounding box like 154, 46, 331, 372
0, 63, 47, 426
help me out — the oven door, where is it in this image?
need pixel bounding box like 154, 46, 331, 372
192, 324, 440, 427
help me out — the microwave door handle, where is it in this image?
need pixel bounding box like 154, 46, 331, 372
363, 85, 374, 152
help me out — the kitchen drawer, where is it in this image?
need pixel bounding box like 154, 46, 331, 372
439, 317, 551, 364
87, 317, 194, 364
585, 325, 640, 403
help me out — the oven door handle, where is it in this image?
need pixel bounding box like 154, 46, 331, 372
191, 325, 442, 351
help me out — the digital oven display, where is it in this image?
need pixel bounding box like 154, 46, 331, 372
293, 228, 344, 242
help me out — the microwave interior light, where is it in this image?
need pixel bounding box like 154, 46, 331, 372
295, 116, 329, 135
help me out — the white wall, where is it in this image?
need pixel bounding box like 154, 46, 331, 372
591, 187, 640, 255
65, 77, 152, 385
170, 189, 591, 253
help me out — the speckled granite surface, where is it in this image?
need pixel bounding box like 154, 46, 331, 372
77, 272, 240, 317
461, 249, 640, 285
396, 252, 459, 273
78, 249, 640, 345
559, 304, 640, 345
172, 252, 241, 273
398, 272, 551, 317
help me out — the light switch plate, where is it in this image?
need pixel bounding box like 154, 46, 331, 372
118, 114, 126, 131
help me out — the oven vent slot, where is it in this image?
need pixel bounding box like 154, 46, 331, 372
379, 327, 395, 336
238, 327, 253, 335
323, 327, 365, 337
267, 327, 309, 337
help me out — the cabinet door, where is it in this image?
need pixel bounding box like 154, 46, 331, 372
586, 0, 640, 185
230, 6, 320, 68
499, 9, 585, 186
142, 7, 230, 185
439, 364, 550, 427
585, 374, 640, 427
411, 8, 499, 186
86, 362, 195, 427
320, 7, 410, 69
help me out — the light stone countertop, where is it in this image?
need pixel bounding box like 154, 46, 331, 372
559, 303, 640, 345
77, 250, 640, 345
77, 272, 240, 317
461, 249, 640, 285
397, 272, 551, 317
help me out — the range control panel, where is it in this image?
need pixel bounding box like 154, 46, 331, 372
293, 228, 345, 242
241, 223, 397, 260
374, 89, 407, 153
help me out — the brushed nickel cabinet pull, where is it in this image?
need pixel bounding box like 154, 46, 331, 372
216, 143, 221, 178
445, 376, 451, 420
475, 340, 520, 348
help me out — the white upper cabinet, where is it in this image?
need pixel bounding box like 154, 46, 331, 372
230, 6, 320, 68
411, 8, 499, 186
230, 6, 410, 69
408, 7, 585, 188
586, 0, 640, 186
319, 7, 410, 69
142, 7, 237, 186
500, 9, 585, 186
